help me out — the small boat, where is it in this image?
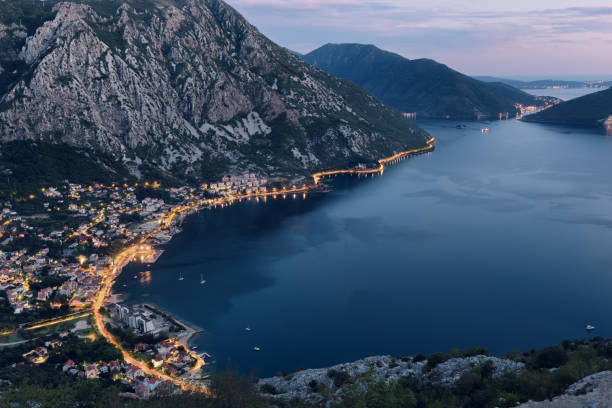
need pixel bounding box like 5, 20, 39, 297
200, 273, 206, 285
245, 325, 252, 332
456, 124, 467, 129
122, 284, 127, 287
133, 275, 138, 279
586, 325, 596, 331
178, 272, 184, 281
481, 127, 490, 133
253, 346, 261, 352
191, 345, 198, 350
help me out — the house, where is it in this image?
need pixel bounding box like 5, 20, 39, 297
63, 360, 76, 372
162, 363, 178, 376
13, 302, 25, 314
152, 354, 164, 368
44, 339, 62, 349
59, 280, 77, 296
135, 385, 150, 398
146, 377, 163, 392
156, 340, 174, 356
85, 364, 98, 379
134, 342, 148, 352
109, 361, 121, 373
22, 347, 48, 364
125, 365, 143, 379
36, 287, 53, 301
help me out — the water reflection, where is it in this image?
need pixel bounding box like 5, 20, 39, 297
118, 119, 612, 377
139, 270, 151, 286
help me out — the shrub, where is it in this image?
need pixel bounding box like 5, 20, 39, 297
327, 370, 351, 387
260, 384, 277, 395
412, 354, 426, 363
308, 379, 320, 392
535, 346, 568, 369
424, 352, 448, 371
480, 360, 495, 379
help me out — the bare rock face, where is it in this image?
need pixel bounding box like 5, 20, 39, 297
257, 355, 525, 405
0, 0, 429, 182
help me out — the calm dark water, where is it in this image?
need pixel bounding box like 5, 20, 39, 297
117, 119, 612, 377
524, 87, 604, 101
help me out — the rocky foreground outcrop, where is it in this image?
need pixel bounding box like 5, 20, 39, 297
258, 355, 524, 404
517, 371, 612, 408
0, 0, 429, 182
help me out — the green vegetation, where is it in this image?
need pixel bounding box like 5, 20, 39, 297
0, 366, 267, 408
106, 324, 168, 350
1, 337, 611, 407
524, 87, 612, 128
0, 141, 133, 196
303, 43, 544, 119
0, 290, 71, 331
331, 338, 612, 408
0, 1, 57, 35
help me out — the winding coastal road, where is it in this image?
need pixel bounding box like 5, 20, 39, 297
89, 136, 437, 396
312, 137, 435, 183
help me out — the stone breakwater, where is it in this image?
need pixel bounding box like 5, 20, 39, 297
258, 355, 524, 404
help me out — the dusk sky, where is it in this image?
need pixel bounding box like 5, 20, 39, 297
225, 0, 612, 79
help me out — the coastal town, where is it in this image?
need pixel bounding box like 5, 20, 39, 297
0, 172, 282, 398
0, 138, 436, 399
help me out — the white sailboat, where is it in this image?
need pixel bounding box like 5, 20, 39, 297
178, 272, 184, 281
200, 273, 206, 285
245, 325, 252, 332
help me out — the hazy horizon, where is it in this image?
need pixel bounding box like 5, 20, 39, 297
226, 0, 612, 79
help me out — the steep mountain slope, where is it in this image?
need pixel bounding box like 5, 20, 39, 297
0, 0, 430, 184
303, 44, 546, 120
523, 87, 612, 128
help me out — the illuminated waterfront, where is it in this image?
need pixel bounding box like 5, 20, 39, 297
118, 119, 612, 377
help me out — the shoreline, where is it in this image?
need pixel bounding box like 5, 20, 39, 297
140, 302, 203, 346
92, 136, 438, 390
312, 137, 436, 184
111, 136, 437, 343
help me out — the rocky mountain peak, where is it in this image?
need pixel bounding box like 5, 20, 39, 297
0, 0, 430, 183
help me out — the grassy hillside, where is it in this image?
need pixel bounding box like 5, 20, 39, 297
523, 87, 612, 127
303, 44, 545, 120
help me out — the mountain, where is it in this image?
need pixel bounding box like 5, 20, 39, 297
523, 87, 612, 128
0, 0, 430, 186
302, 43, 545, 120
475, 76, 612, 90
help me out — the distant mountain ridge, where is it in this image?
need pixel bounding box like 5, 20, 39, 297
523, 87, 612, 128
303, 43, 545, 120
0, 1, 430, 186
475, 76, 612, 90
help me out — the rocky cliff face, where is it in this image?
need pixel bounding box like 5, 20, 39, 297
0, 0, 429, 183
258, 355, 525, 405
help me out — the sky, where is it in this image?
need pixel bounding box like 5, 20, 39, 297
225, 0, 612, 79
